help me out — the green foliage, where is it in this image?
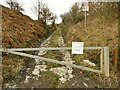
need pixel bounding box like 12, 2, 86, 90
70, 3, 84, 23
41, 71, 60, 87
61, 2, 84, 25
49, 30, 61, 47
72, 54, 84, 64
71, 50, 101, 70
44, 29, 62, 68
89, 2, 118, 24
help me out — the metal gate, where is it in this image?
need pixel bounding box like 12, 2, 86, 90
0, 46, 109, 76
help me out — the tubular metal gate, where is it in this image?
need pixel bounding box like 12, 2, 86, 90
0, 47, 109, 76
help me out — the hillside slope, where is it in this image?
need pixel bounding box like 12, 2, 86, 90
59, 3, 119, 87
1, 5, 48, 84
2, 5, 47, 48
61, 3, 118, 50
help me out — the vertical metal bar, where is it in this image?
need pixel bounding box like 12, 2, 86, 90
104, 47, 109, 77
0, 5, 2, 89
85, 10, 87, 28
100, 47, 104, 73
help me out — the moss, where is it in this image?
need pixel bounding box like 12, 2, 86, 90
49, 30, 61, 47
72, 54, 84, 64
71, 50, 101, 70
41, 71, 60, 87
44, 50, 62, 68
44, 29, 63, 68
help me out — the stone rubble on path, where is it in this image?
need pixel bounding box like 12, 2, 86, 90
35, 58, 42, 64
38, 47, 47, 56
32, 68, 40, 76
36, 65, 47, 72
30, 34, 51, 80
24, 76, 31, 83
31, 65, 48, 76
83, 60, 96, 66
25, 30, 75, 84
50, 66, 74, 83
50, 67, 68, 77
50, 35, 75, 83
31, 38, 50, 78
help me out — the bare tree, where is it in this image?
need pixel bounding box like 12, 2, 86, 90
6, 0, 14, 9
31, 0, 42, 20
32, 0, 56, 25
6, 0, 24, 12
41, 4, 53, 24
37, 0, 41, 20
51, 14, 57, 25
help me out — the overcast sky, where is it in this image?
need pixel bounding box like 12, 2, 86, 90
0, 0, 85, 23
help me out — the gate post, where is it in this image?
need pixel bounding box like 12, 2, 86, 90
0, 5, 3, 89
104, 47, 109, 77
100, 47, 104, 73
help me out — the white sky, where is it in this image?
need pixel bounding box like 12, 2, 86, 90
0, 0, 84, 23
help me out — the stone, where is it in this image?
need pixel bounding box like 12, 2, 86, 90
32, 69, 39, 76
24, 76, 30, 83
68, 69, 73, 74
36, 65, 47, 72
83, 60, 96, 66
50, 67, 68, 77
68, 74, 74, 79
59, 77, 67, 83
83, 82, 88, 87
35, 58, 41, 64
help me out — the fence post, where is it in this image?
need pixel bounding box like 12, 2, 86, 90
100, 47, 104, 73
0, 5, 3, 89
112, 48, 118, 71
104, 47, 109, 77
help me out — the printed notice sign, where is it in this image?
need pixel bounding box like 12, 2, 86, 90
72, 42, 84, 54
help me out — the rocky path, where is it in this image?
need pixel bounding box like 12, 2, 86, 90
53, 30, 103, 88
3, 29, 104, 89
27, 29, 75, 86
49, 30, 75, 84
3, 30, 58, 88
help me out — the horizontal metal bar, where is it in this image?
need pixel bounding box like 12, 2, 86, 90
0, 47, 103, 52
3, 50, 102, 74
40, 30, 57, 46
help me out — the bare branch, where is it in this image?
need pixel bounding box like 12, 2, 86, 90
6, 0, 24, 12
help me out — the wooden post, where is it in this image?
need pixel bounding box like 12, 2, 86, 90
104, 47, 109, 77
112, 48, 118, 70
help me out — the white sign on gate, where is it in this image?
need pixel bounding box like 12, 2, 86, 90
72, 42, 84, 54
